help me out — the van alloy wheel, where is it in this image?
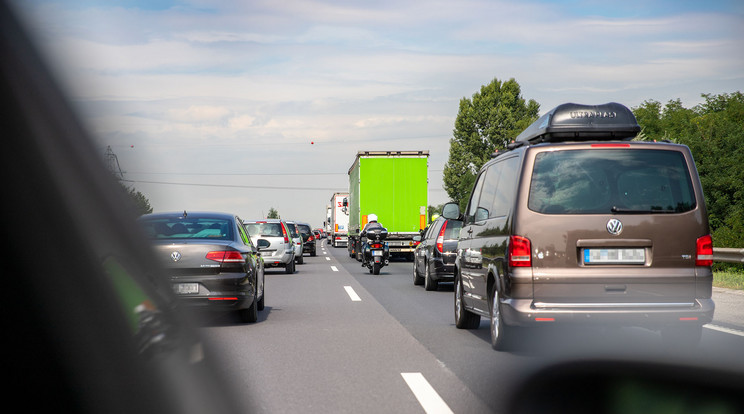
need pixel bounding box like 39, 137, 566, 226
454, 272, 480, 329
490, 290, 511, 351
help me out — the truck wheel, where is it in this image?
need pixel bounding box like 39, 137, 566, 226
454, 271, 480, 329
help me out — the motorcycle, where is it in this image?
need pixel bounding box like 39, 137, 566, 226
362, 227, 390, 275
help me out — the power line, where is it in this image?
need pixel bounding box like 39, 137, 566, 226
121, 179, 346, 191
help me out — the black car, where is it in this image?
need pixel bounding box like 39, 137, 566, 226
296, 222, 317, 257
139, 212, 266, 323
413, 216, 462, 291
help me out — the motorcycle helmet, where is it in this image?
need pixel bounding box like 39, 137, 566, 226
368, 213, 378, 222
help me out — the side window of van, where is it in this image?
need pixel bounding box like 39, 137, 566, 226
466, 171, 487, 223
490, 157, 520, 217
476, 162, 504, 221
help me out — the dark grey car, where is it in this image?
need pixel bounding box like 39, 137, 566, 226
413, 217, 463, 291
139, 212, 266, 323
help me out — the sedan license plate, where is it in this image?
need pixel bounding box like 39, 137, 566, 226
372, 250, 383, 256
173, 283, 199, 295
584, 248, 645, 265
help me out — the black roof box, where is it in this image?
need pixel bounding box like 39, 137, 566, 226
514, 102, 641, 144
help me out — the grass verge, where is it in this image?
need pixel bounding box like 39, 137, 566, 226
713, 270, 744, 290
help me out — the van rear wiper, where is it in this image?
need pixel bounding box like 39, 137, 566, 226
611, 206, 676, 214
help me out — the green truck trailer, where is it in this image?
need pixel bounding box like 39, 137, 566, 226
347, 150, 429, 260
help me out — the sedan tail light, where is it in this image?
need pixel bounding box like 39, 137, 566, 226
696, 234, 713, 267
206, 250, 244, 263
508, 235, 532, 267
436, 221, 448, 253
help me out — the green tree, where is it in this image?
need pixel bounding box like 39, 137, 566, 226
633, 92, 744, 252
121, 184, 153, 216
267, 207, 280, 219
443, 77, 539, 209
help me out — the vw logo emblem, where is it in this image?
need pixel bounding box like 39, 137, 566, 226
606, 219, 623, 235
171, 251, 182, 262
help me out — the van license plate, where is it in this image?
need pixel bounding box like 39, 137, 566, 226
584, 248, 645, 264
174, 283, 199, 295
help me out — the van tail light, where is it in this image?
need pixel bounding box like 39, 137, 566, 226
696, 235, 713, 267
436, 221, 448, 253
206, 250, 244, 263
509, 235, 532, 267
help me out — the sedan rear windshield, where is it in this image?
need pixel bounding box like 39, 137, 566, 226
528, 149, 696, 215
245, 222, 284, 238
140, 217, 233, 240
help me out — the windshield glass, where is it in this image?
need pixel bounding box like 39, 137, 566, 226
528, 149, 696, 214
139, 217, 233, 240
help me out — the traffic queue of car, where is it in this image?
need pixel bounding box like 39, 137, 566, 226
138, 212, 325, 323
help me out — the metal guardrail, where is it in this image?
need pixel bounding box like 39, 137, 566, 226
713, 248, 744, 264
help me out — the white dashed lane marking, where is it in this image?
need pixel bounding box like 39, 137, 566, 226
344, 286, 361, 301
401, 372, 453, 414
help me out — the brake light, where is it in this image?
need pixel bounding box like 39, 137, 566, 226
696, 235, 713, 266
436, 221, 448, 253
282, 224, 289, 243
206, 251, 244, 263
508, 235, 532, 267
590, 143, 631, 148
372, 244, 383, 249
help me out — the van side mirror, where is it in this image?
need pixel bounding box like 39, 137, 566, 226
441, 202, 461, 220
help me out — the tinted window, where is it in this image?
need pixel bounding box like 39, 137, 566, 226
444, 220, 462, 239
490, 157, 520, 217
477, 162, 503, 220
528, 149, 696, 214
245, 222, 284, 237
466, 171, 487, 222
140, 217, 233, 240
297, 224, 312, 236
427, 220, 444, 241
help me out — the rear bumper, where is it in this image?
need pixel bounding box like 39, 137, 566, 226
431, 259, 455, 281
170, 273, 255, 310
502, 298, 715, 328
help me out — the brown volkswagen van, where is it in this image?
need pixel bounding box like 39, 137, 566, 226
446, 102, 714, 351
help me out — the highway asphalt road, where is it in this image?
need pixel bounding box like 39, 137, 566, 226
194, 241, 744, 413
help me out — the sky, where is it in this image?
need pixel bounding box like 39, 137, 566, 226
12, 0, 744, 227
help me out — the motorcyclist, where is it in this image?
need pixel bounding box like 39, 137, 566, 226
360, 214, 383, 266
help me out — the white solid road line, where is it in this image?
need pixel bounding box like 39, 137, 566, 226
401, 373, 454, 414
344, 286, 361, 301
705, 324, 744, 337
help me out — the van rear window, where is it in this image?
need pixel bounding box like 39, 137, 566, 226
528, 149, 696, 214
